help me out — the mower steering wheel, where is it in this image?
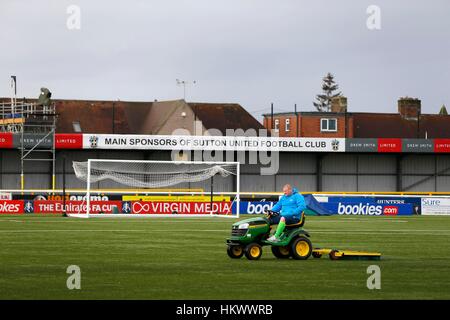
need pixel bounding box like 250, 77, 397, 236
265, 210, 279, 217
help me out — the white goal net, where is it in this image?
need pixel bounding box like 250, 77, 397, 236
71, 159, 240, 218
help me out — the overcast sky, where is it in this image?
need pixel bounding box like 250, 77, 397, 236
1, 0, 449, 120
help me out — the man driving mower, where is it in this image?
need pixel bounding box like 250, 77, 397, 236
267, 184, 306, 242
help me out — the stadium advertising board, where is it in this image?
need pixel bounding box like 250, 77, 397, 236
0, 197, 439, 215
26, 200, 123, 214
1, 133, 450, 153
0, 132, 13, 148
345, 139, 378, 152
317, 196, 415, 215
232, 198, 334, 216
13, 194, 114, 201
402, 139, 434, 153
8, 133, 82, 149
421, 197, 450, 215
375, 197, 421, 214
55, 134, 84, 149
378, 138, 402, 153
0, 192, 12, 200
122, 195, 230, 202
434, 139, 450, 153
82, 134, 345, 152
0, 200, 231, 214
232, 201, 276, 215
0, 200, 24, 214
346, 138, 450, 153
128, 201, 232, 214
13, 133, 53, 148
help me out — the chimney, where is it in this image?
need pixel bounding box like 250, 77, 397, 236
398, 97, 421, 119
331, 96, 347, 113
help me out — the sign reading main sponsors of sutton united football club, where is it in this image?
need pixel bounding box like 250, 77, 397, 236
1, 132, 450, 153
82, 134, 345, 152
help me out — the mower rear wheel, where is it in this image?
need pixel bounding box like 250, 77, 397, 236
329, 250, 341, 260
312, 252, 322, 258
227, 245, 244, 259
271, 246, 291, 259
290, 236, 312, 260
245, 243, 262, 260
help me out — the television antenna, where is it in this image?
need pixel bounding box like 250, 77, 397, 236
176, 79, 196, 100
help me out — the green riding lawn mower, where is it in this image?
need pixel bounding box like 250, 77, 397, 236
226, 211, 312, 260
226, 211, 381, 261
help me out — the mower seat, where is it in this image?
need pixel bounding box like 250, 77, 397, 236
285, 212, 305, 229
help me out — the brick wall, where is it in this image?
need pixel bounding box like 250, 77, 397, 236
264, 115, 300, 137
264, 114, 352, 137
300, 115, 347, 137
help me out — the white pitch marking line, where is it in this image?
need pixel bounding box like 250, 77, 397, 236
310, 220, 409, 223
0, 229, 226, 233
0, 229, 449, 235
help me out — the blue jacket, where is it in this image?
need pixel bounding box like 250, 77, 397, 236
271, 188, 306, 219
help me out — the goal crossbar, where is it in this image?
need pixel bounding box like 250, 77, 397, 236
71, 159, 240, 218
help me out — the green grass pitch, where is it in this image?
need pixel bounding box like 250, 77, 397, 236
0, 214, 450, 299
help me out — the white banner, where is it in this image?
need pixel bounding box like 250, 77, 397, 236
82, 134, 345, 152
421, 197, 450, 216
0, 192, 12, 200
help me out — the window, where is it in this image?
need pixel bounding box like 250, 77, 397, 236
72, 121, 82, 133
320, 118, 337, 132
274, 119, 279, 132
285, 119, 290, 132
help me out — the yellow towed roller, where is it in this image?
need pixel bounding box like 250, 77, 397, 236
312, 248, 381, 260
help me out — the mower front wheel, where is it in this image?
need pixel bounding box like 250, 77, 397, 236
290, 236, 312, 260
271, 246, 291, 259
227, 245, 244, 259
245, 243, 263, 260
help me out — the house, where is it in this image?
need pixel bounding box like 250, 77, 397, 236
0, 98, 265, 135
263, 97, 450, 138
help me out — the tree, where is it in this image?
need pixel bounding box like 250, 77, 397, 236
439, 104, 448, 115
313, 73, 342, 112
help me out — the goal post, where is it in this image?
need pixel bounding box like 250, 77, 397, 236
71, 159, 240, 218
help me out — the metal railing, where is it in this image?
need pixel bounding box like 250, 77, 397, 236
1, 101, 55, 117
